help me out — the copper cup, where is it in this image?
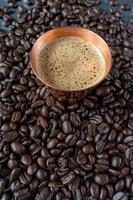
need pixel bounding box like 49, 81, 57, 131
30, 27, 112, 104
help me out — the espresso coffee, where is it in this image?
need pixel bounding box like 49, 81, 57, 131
36, 36, 105, 90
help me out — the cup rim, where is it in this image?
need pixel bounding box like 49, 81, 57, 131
30, 26, 112, 92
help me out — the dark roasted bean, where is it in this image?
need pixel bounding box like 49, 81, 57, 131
94, 174, 109, 185
77, 151, 87, 165
96, 139, 105, 153
36, 169, 47, 181
62, 121, 72, 134
21, 154, 32, 166
96, 86, 110, 96
19, 171, 32, 185
90, 182, 99, 198
10, 168, 21, 182
61, 171, 75, 185
82, 143, 95, 154
125, 175, 132, 189
11, 111, 21, 122
70, 113, 81, 126
3, 131, 18, 142
47, 138, 58, 149
65, 134, 77, 146
8, 160, 18, 170
11, 180, 22, 192
27, 163, 38, 175
37, 157, 46, 169
100, 187, 107, 200
111, 155, 123, 168
11, 142, 25, 155
113, 192, 128, 200
30, 178, 39, 190
68, 176, 80, 191
98, 122, 110, 133
115, 179, 124, 192
0, 178, 6, 194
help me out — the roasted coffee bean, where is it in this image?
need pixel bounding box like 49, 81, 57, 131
77, 151, 88, 165
108, 129, 116, 141
47, 138, 58, 149
65, 134, 77, 146
81, 163, 92, 171
62, 121, 72, 134
68, 176, 80, 191
37, 157, 46, 169
1, 89, 12, 98
27, 163, 38, 175
125, 148, 133, 161
83, 98, 94, 109
41, 147, 50, 158
88, 124, 97, 136
61, 148, 74, 158
90, 182, 99, 198
35, 187, 52, 200
41, 106, 49, 118
37, 116, 48, 128
100, 187, 107, 200
0, 178, 6, 194
57, 168, 69, 177
11, 142, 25, 155
48, 180, 62, 188
125, 175, 132, 189
36, 169, 47, 181
32, 100, 44, 109
98, 122, 110, 133
21, 154, 32, 166
82, 143, 95, 154
113, 192, 128, 200
58, 157, 67, 168
96, 86, 111, 96
74, 166, 87, 176
19, 172, 32, 185
74, 189, 82, 200
13, 188, 32, 200
61, 171, 75, 185
15, 28, 24, 36
10, 168, 21, 182
11, 180, 22, 192
111, 155, 123, 168
105, 112, 113, 125
115, 179, 125, 192
30, 178, 39, 190
89, 115, 103, 124
106, 184, 114, 198
96, 139, 105, 153
30, 125, 41, 138
94, 174, 109, 185
8, 160, 18, 170
70, 113, 81, 126
3, 131, 18, 142
11, 111, 21, 122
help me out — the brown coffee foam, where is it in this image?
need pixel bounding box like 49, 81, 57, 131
37, 36, 105, 90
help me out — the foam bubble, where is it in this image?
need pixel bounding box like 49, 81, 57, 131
37, 36, 105, 90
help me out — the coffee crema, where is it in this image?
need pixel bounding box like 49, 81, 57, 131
36, 36, 105, 90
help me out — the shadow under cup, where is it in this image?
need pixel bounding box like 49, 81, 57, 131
30, 27, 112, 104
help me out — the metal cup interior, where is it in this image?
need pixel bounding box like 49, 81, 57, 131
30, 26, 112, 92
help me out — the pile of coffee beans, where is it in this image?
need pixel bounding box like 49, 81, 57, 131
0, 0, 133, 199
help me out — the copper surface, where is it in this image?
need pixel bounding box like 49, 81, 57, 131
30, 26, 112, 92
